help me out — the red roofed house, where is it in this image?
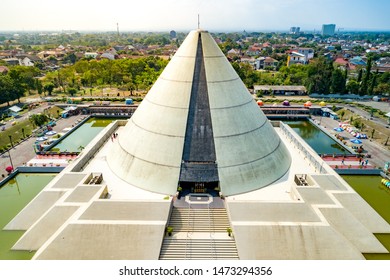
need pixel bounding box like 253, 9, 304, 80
0, 66, 9, 75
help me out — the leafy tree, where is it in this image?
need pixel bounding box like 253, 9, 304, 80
346, 79, 359, 94
0, 75, 14, 105
34, 61, 45, 70
35, 79, 43, 95
306, 58, 333, 94
374, 83, 390, 94
63, 53, 77, 64
9, 66, 41, 94
29, 114, 49, 127
353, 46, 365, 53
44, 82, 55, 95
68, 87, 77, 96
330, 68, 346, 94
357, 69, 363, 83
44, 56, 168, 91
378, 72, 390, 84
231, 62, 260, 89
359, 57, 372, 95
340, 110, 345, 120
8, 68, 26, 102
368, 73, 377, 96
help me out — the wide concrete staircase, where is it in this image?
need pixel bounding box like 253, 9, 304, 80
159, 206, 239, 260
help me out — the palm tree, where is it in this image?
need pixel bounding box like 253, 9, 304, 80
340, 110, 345, 120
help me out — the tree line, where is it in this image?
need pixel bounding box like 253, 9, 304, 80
0, 66, 41, 105
0, 56, 169, 106
43, 56, 168, 95
234, 57, 390, 95
1, 55, 389, 107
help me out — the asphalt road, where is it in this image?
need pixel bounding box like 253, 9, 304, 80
346, 103, 389, 128
0, 114, 81, 176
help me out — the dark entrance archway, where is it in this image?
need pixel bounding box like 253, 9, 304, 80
179, 181, 220, 197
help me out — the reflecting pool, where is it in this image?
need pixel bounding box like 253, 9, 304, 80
285, 120, 350, 155
342, 175, 390, 260
50, 118, 115, 152
0, 173, 56, 260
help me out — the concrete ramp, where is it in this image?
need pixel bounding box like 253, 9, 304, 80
228, 202, 321, 223
4, 191, 67, 230
33, 199, 171, 260
50, 173, 88, 189
64, 185, 106, 203
334, 193, 390, 233
296, 187, 335, 205
311, 175, 348, 191
79, 200, 171, 221
12, 206, 79, 251
319, 207, 388, 253
35, 223, 165, 260
234, 225, 364, 260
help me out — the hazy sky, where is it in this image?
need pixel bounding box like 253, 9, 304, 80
1, 0, 389, 32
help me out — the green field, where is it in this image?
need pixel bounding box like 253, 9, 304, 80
0, 119, 34, 152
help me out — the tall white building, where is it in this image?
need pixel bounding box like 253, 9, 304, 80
322, 24, 336, 36
290, 26, 300, 34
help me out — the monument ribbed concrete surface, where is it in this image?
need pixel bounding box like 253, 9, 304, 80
107, 30, 291, 196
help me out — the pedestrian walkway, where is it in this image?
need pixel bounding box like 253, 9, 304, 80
322, 155, 374, 169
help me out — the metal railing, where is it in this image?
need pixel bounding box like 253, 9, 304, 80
185, 202, 193, 260
207, 203, 217, 259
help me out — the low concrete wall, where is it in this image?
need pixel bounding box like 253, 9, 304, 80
380, 172, 390, 180
0, 167, 62, 187
279, 121, 328, 174
71, 120, 128, 172
308, 118, 355, 155
43, 116, 90, 152
0, 169, 19, 186
335, 169, 382, 175
17, 166, 64, 173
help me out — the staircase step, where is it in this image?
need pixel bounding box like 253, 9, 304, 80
159, 207, 239, 260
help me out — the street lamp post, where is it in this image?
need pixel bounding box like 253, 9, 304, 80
8, 149, 14, 170
8, 135, 13, 148
7, 135, 14, 171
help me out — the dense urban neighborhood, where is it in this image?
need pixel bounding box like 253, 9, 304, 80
0, 29, 390, 108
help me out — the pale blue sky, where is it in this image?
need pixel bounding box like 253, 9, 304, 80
1, 0, 389, 32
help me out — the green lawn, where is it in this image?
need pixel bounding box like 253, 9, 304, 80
0, 106, 64, 153
0, 119, 35, 152
43, 106, 63, 119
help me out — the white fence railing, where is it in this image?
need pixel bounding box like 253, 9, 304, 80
279, 121, 328, 174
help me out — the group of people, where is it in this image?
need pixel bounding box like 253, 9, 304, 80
358, 158, 369, 167
340, 157, 369, 167
110, 132, 119, 141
